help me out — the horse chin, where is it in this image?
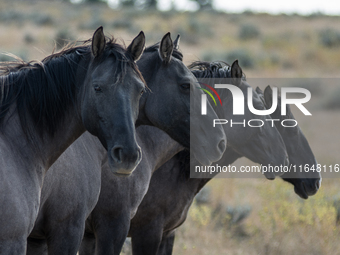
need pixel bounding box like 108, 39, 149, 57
294, 184, 309, 199
109, 166, 136, 177
112, 171, 132, 177
191, 139, 226, 167
193, 153, 212, 166
262, 168, 276, 180
107, 156, 140, 176
199, 159, 212, 167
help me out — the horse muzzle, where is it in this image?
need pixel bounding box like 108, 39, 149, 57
108, 145, 142, 175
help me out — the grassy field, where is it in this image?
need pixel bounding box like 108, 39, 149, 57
1, 1, 340, 254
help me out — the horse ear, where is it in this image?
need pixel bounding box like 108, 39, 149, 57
231, 60, 242, 86
255, 86, 263, 95
264, 85, 273, 108
127, 31, 145, 62
256, 87, 267, 107
159, 32, 173, 63
92, 26, 106, 58
173, 34, 180, 50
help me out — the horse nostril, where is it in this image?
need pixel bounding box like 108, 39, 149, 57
218, 139, 226, 152
316, 180, 321, 190
111, 146, 123, 164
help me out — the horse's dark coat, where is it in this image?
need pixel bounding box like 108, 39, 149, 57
128, 61, 321, 255
26, 34, 226, 255
135, 34, 226, 166
78, 34, 226, 255
0, 27, 145, 254
0, 32, 143, 140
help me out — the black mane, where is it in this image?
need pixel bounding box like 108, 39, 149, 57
0, 37, 142, 139
189, 61, 246, 80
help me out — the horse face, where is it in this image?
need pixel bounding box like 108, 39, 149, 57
137, 33, 226, 166
261, 86, 321, 199
221, 83, 288, 180
81, 27, 145, 175
216, 61, 288, 179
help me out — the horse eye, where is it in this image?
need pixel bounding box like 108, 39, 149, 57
140, 88, 146, 96
180, 83, 190, 90
94, 85, 102, 92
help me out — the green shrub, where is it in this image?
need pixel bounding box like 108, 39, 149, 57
0, 10, 24, 24
225, 49, 255, 68
175, 16, 214, 45
24, 34, 35, 44
319, 28, 340, 48
29, 13, 53, 26
200, 50, 223, 62
239, 24, 260, 40
187, 17, 213, 37
201, 49, 255, 69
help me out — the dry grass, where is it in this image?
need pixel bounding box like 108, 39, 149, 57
170, 177, 340, 255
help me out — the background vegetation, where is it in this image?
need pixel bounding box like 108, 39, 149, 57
0, 0, 339, 254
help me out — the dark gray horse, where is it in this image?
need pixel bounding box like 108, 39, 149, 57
256, 85, 321, 198
136, 34, 226, 165
0, 26, 145, 254
77, 59, 288, 255
78, 127, 184, 255
191, 60, 289, 180
78, 36, 226, 255
26, 34, 225, 254
128, 61, 321, 255
27, 127, 183, 255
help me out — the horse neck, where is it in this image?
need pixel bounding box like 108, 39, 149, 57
152, 141, 184, 174
137, 126, 184, 174
185, 177, 212, 195
39, 109, 85, 169
4, 102, 84, 172
135, 53, 160, 126
185, 149, 242, 194
1, 54, 90, 171
35, 78, 88, 169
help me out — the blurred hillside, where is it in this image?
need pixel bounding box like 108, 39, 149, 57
2, 0, 340, 77
1, 1, 340, 255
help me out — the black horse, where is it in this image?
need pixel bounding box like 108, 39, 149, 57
26, 34, 225, 255
0, 26, 145, 254
78, 34, 226, 255
135, 34, 226, 165
128, 61, 321, 255
256, 85, 321, 198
